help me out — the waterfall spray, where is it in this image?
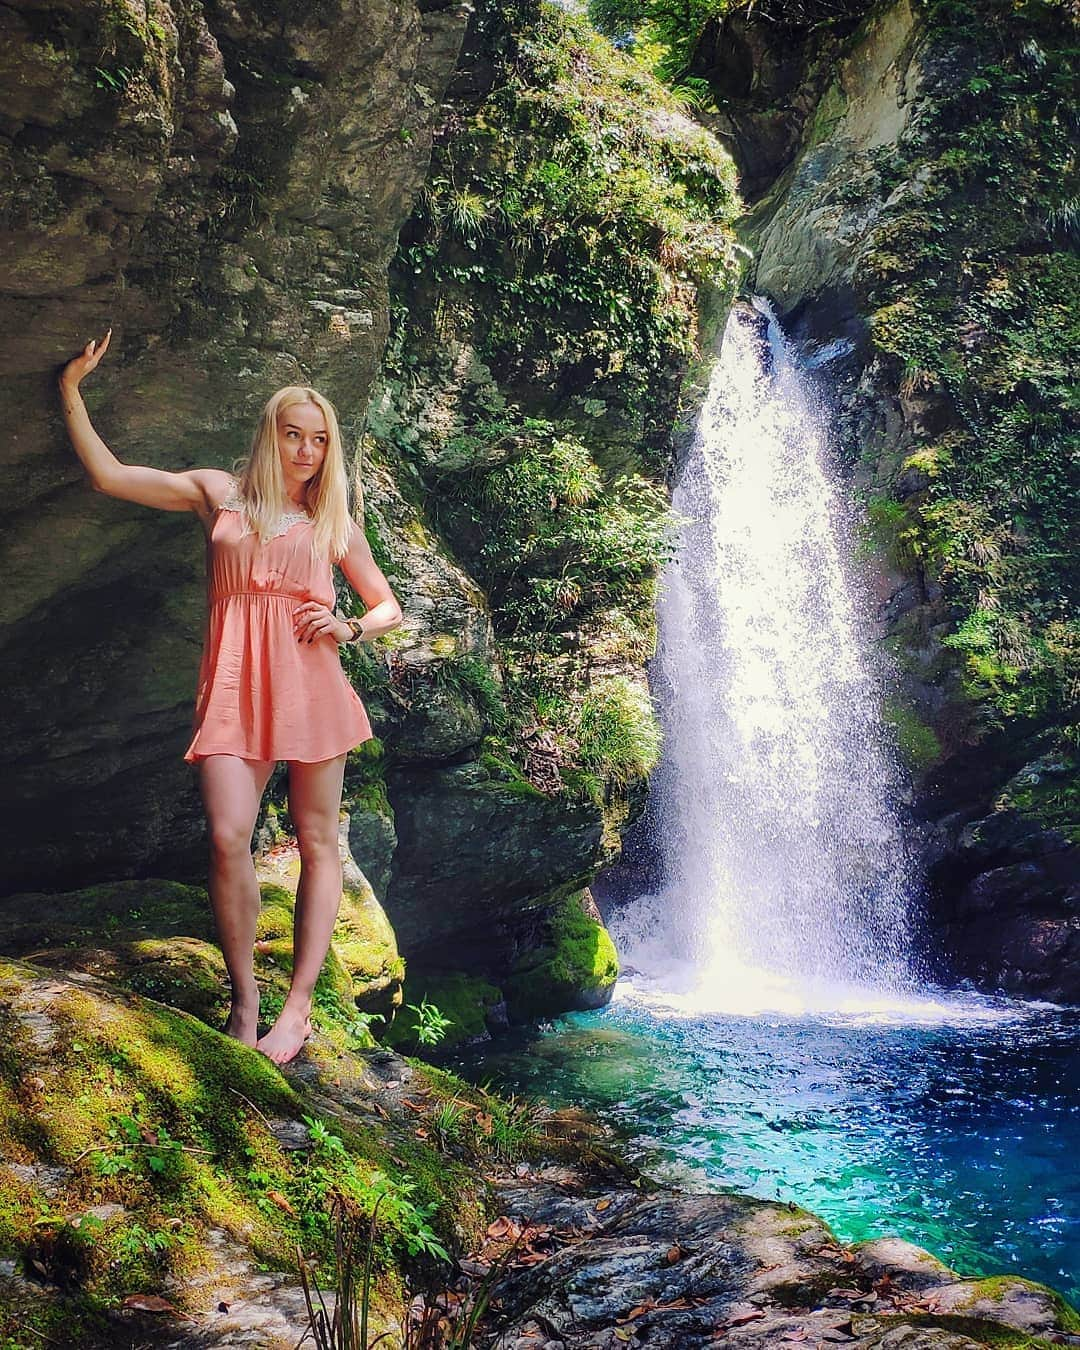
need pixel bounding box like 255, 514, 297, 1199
609, 298, 923, 1014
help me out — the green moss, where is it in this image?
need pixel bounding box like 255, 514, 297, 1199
953, 1276, 1080, 1334
878, 1312, 1073, 1348
855, 0, 1080, 735
503, 892, 619, 1020
349, 777, 394, 821
0, 957, 513, 1338
883, 696, 943, 773
995, 751, 1080, 843
384, 973, 504, 1052
0, 878, 215, 955
575, 675, 662, 788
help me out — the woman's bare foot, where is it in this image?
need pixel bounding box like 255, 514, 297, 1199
223, 990, 260, 1047
256, 1004, 313, 1065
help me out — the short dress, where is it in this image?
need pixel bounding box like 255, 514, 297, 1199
183, 476, 374, 764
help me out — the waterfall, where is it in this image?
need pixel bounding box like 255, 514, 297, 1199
608, 297, 925, 1016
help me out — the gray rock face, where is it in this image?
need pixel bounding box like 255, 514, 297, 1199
384, 759, 604, 967
481, 1166, 1079, 1348
0, 0, 470, 892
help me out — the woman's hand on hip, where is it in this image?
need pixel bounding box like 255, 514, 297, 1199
294, 602, 349, 645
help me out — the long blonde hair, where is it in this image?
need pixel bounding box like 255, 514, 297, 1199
231, 386, 355, 562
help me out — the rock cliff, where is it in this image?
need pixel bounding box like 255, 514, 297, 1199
693, 0, 1079, 999
0, 0, 471, 891
0, 0, 743, 1026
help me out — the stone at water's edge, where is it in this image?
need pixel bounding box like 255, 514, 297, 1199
482, 1168, 1080, 1348
502, 890, 620, 1021
383, 759, 605, 968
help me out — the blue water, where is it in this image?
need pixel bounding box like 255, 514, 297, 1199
449, 985, 1080, 1305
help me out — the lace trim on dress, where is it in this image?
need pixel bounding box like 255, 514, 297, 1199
218, 475, 312, 540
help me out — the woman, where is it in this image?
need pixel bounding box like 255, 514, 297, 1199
58, 329, 404, 1065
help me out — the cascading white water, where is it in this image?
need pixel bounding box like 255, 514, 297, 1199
609, 297, 926, 1016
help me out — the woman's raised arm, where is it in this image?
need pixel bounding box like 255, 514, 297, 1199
58, 329, 226, 516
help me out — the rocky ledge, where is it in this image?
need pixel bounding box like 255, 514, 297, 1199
1, 926, 1076, 1347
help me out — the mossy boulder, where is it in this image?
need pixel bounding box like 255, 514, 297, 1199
343, 782, 398, 904
0, 958, 501, 1346
0, 866, 404, 1040
0, 878, 215, 955
254, 826, 404, 1020
384, 759, 605, 972
503, 890, 619, 1021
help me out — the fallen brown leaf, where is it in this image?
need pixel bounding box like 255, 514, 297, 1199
122, 1294, 179, 1315
723, 1309, 766, 1328
266, 1190, 298, 1218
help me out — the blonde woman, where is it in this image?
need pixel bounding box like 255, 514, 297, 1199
58, 330, 404, 1065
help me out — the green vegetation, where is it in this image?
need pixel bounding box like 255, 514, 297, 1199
586, 0, 857, 94
398, 4, 739, 393
587, 0, 730, 91
854, 0, 1079, 748
576, 674, 662, 787
385, 974, 505, 1053
0, 953, 586, 1345
435, 426, 676, 646
883, 696, 943, 774
372, 0, 742, 798
996, 750, 1080, 843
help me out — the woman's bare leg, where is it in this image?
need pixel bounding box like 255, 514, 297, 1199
257, 752, 347, 1065
199, 753, 277, 1046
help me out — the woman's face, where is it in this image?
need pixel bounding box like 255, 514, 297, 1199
276, 401, 328, 499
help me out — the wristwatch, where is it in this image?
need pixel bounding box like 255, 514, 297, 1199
344, 616, 366, 644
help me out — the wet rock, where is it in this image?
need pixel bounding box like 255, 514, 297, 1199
853, 1237, 954, 1292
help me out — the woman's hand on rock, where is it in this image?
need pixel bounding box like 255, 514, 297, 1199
294, 601, 349, 645
59, 328, 112, 390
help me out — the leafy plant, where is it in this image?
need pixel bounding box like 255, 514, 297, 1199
93, 1113, 184, 1180
299, 1191, 528, 1349
406, 998, 454, 1049
299, 1114, 450, 1264
92, 64, 134, 91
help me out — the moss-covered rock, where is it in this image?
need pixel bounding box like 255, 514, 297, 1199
503, 890, 619, 1021
383, 972, 507, 1053
254, 821, 404, 1019
0, 958, 522, 1346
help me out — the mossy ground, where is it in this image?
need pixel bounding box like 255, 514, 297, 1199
0, 953, 578, 1347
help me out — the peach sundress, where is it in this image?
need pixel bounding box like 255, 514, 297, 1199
183, 476, 373, 764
